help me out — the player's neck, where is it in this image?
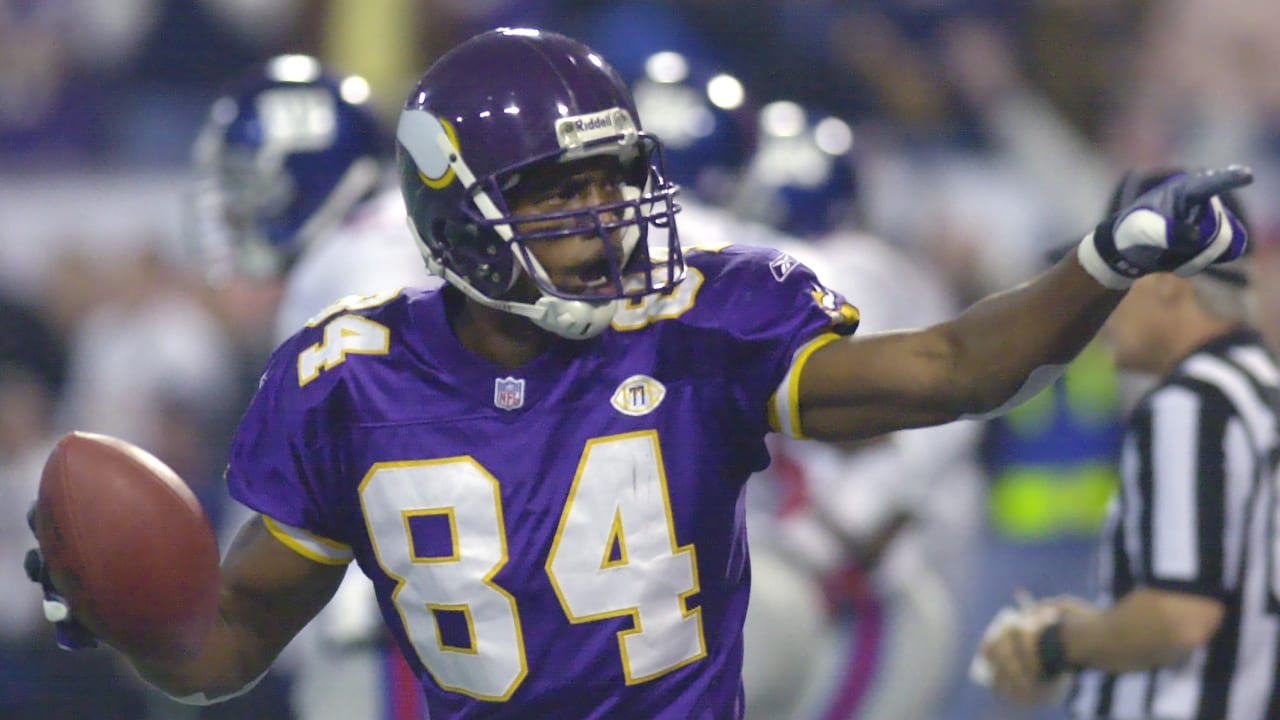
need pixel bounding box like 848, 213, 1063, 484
449, 292, 556, 369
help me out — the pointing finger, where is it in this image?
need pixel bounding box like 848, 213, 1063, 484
1182, 165, 1254, 205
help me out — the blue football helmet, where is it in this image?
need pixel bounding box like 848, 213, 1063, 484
396, 28, 683, 339
630, 50, 754, 207
732, 101, 858, 238
191, 55, 386, 279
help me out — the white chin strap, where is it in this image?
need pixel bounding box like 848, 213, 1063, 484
528, 294, 622, 339
414, 229, 620, 339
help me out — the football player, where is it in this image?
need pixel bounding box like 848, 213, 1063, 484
27, 27, 1250, 720
188, 54, 435, 720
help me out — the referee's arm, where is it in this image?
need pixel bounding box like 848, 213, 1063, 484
1065, 382, 1234, 672
1057, 589, 1224, 672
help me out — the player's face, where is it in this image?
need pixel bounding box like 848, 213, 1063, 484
505, 156, 630, 299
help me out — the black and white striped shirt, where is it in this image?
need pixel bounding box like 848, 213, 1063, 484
1070, 330, 1280, 720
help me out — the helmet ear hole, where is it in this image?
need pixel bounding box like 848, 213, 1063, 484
435, 219, 517, 296
439, 219, 499, 260
436, 218, 472, 245
427, 218, 453, 258
432, 219, 474, 272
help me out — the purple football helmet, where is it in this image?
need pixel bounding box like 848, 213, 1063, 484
191, 55, 386, 280
396, 28, 684, 339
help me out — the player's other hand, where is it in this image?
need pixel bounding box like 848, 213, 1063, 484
1079, 165, 1251, 289
24, 504, 98, 651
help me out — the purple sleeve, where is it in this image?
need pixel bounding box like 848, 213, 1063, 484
224, 333, 351, 544
682, 245, 859, 437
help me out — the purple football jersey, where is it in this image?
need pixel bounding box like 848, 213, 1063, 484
227, 244, 859, 719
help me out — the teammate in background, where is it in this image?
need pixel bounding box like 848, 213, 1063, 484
734, 100, 983, 720
25, 28, 1250, 720
979, 170, 1279, 719
189, 54, 434, 720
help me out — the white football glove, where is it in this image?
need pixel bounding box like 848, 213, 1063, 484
1077, 165, 1251, 289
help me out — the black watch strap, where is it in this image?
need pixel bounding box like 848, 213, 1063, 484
1037, 620, 1073, 679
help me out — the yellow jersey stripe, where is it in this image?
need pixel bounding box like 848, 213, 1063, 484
263, 516, 353, 566
769, 332, 843, 439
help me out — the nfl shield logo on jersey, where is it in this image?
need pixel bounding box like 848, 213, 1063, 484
494, 377, 525, 411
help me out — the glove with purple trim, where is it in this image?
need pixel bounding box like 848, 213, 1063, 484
24, 504, 98, 651
1077, 165, 1252, 289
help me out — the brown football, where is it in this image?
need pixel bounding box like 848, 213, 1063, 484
32, 431, 221, 660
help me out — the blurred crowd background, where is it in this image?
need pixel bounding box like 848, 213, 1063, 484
3, 1, 1280, 719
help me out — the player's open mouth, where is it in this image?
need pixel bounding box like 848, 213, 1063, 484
557, 257, 617, 296
562, 277, 614, 297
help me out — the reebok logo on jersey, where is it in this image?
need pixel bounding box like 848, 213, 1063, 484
769, 252, 799, 282
611, 375, 666, 416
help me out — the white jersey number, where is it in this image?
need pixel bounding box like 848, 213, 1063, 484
359, 431, 705, 700
546, 432, 705, 683
295, 290, 402, 386
297, 315, 389, 386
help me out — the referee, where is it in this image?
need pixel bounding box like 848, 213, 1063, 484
979, 167, 1279, 719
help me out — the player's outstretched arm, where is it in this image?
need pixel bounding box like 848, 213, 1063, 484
795, 166, 1251, 442
797, 255, 1119, 440
126, 515, 346, 704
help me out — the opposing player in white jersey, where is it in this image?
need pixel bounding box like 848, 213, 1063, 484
731, 101, 986, 720
190, 54, 436, 720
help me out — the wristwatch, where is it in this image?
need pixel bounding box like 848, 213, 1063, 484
1037, 620, 1074, 678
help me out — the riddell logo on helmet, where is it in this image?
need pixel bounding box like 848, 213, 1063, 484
556, 108, 636, 150
574, 115, 613, 132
